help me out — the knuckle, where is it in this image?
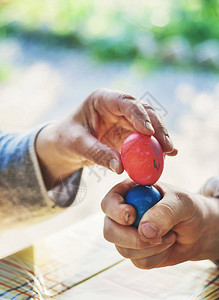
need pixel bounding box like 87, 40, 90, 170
118, 92, 135, 101
88, 88, 108, 105
142, 103, 155, 112
155, 123, 169, 137
103, 231, 110, 242
103, 226, 111, 242
130, 103, 147, 119
176, 191, 194, 218
141, 259, 154, 269
92, 147, 105, 162
155, 113, 163, 124
132, 257, 159, 270
131, 258, 152, 269
116, 246, 131, 259
132, 105, 144, 116
146, 107, 163, 123
89, 145, 112, 166
101, 197, 107, 213
128, 104, 138, 117
88, 89, 99, 101
156, 111, 163, 121
118, 96, 144, 119
157, 123, 166, 133
103, 218, 113, 242
143, 104, 163, 121
154, 118, 165, 130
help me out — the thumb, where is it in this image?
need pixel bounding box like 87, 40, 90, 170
76, 130, 123, 174
138, 183, 192, 242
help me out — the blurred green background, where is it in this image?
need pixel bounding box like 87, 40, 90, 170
0, 0, 219, 79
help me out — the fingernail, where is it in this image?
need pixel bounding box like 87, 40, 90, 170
149, 237, 162, 245
165, 134, 174, 148
141, 222, 159, 239
125, 211, 130, 223
145, 121, 154, 134
109, 158, 119, 173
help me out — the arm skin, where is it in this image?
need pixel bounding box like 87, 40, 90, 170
101, 179, 219, 269
35, 88, 177, 190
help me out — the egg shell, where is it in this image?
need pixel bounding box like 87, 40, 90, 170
121, 132, 164, 185
125, 185, 162, 227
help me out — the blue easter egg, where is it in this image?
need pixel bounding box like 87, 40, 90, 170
125, 185, 162, 227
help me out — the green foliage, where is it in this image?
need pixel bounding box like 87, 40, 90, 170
0, 0, 219, 71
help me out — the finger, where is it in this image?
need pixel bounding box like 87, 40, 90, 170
95, 89, 155, 135
144, 105, 177, 155
101, 179, 137, 225
103, 216, 150, 249
118, 98, 155, 135
73, 128, 123, 174
116, 231, 176, 259
166, 148, 178, 156
131, 248, 170, 269
138, 182, 193, 242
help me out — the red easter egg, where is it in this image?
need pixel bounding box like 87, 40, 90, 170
121, 132, 164, 185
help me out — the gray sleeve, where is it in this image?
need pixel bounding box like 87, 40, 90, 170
0, 127, 82, 231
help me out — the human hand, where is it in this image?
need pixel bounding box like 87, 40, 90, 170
102, 179, 219, 269
35, 88, 177, 188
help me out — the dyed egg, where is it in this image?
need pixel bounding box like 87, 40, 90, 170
125, 185, 162, 227
121, 132, 164, 185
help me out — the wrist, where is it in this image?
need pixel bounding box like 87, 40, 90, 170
35, 124, 61, 189
35, 124, 78, 189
